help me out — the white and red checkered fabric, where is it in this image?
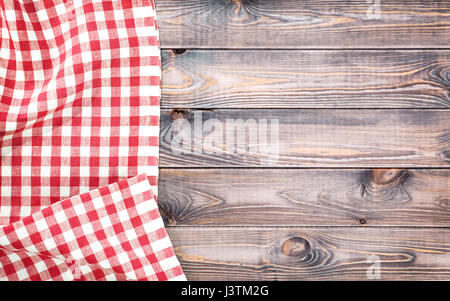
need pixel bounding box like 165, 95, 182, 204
0, 0, 185, 280
0, 174, 186, 281
0, 0, 161, 225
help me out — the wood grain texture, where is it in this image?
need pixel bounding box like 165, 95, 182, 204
160, 109, 450, 167
156, 0, 450, 281
161, 50, 450, 108
168, 227, 450, 280
155, 0, 450, 49
159, 169, 450, 226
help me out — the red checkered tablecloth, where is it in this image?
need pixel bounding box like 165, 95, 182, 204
0, 174, 186, 281
0, 0, 185, 280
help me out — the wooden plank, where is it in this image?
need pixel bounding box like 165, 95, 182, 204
159, 169, 450, 226
160, 109, 450, 167
155, 0, 450, 49
168, 227, 450, 280
161, 50, 450, 109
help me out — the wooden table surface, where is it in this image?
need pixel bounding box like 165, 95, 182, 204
155, 0, 450, 280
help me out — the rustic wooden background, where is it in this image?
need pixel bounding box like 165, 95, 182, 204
155, 0, 450, 280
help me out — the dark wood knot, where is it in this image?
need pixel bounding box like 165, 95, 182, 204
171, 49, 187, 55
170, 109, 191, 121
441, 149, 450, 162
281, 237, 310, 257
370, 169, 407, 185
435, 196, 450, 210
158, 204, 176, 225
359, 169, 412, 200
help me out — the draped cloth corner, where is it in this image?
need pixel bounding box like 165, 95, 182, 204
0, 0, 185, 280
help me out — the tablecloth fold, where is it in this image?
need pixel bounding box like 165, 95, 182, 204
0, 174, 186, 280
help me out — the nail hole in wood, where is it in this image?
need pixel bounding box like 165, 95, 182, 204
359, 218, 367, 225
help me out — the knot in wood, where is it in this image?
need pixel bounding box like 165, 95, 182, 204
281, 237, 310, 257
370, 169, 407, 185
441, 149, 450, 162
170, 109, 191, 121
436, 196, 450, 209
172, 49, 187, 55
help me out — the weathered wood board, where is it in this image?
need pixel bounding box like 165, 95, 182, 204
155, 0, 450, 49
162, 50, 450, 108
156, 0, 450, 281
159, 169, 450, 226
160, 109, 450, 167
167, 227, 450, 280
